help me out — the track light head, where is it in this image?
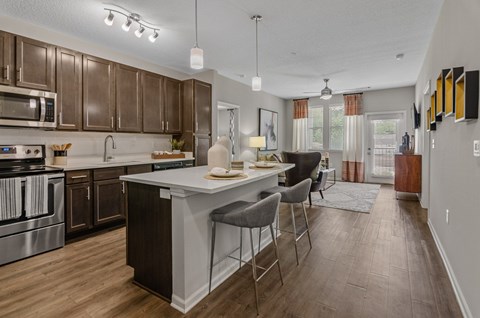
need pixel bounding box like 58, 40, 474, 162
122, 18, 132, 32
104, 11, 114, 26
135, 26, 145, 38
148, 30, 159, 43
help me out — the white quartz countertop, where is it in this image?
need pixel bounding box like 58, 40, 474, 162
48, 157, 194, 171
119, 163, 294, 194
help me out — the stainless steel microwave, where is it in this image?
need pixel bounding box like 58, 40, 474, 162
0, 86, 56, 129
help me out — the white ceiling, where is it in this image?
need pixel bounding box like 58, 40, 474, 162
0, 0, 444, 99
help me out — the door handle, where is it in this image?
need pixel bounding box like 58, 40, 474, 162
121, 181, 125, 194
111, 117, 114, 129
166, 121, 169, 131
58, 112, 63, 126
86, 186, 90, 200
161, 121, 164, 131
118, 117, 121, 128
17, 67, 22, 82
5, 65, 10, 81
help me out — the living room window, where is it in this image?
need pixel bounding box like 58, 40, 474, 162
307, 104, 344, 151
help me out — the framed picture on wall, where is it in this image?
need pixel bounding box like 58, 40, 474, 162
259, 108, 278, 150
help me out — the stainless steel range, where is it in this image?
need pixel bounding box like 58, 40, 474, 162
0, 145, 64, 265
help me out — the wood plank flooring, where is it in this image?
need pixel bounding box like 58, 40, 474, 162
0, 185, 463, 317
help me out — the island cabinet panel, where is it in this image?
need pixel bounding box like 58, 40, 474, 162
83, 55, 115, 131
116, 64, 142, 132
56, 48, 82, 130
394, 154, 421, 193
142, 71, 164, 133
164, 77, 182, 134
127, 182, 172, 301
0, 31, 13, 86
15, 36, 55, 91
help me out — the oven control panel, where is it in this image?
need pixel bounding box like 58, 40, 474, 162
0, 145, 44, 159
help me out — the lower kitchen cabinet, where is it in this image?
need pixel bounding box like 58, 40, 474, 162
65, 182, 92, 233
93, 179, 126, 225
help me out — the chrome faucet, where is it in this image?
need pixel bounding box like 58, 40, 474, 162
103, 135, 116, 162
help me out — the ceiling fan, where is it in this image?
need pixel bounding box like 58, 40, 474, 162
303, 78, 370, 99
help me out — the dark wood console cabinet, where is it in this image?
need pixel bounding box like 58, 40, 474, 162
394, 154, 422, 193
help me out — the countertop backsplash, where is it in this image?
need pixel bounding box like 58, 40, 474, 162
0, 128, 173, 159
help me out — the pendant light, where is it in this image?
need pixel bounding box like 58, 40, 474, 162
251, 15, 262, 91
190, 0, 204, 69
320, 79, 333, 100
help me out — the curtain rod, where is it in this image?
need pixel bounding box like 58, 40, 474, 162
343, 92, 363, 96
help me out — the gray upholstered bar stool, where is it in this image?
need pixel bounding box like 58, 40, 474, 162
260, 178, 312, 265
209, 193, 283, 315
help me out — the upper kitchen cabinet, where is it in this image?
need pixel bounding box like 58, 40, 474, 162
56, 48, 82, 130
164, 77, 182, 134
182, 79, 212, 165
0, 31, 13, 86
116, 64, 142, 132
142, 71, 164, 133
83, 55, 115, 131
15, 36, 55, 91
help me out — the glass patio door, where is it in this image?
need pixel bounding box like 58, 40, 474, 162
365, 112, 405, 184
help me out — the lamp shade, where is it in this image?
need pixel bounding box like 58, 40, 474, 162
252, 76, 262, 91
249, 136, 266, 148
190, 47, 204, 69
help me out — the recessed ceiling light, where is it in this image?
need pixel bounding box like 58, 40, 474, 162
396, 53, 405, 60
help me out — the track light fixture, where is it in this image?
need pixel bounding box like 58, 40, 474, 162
103, 7, 160, 43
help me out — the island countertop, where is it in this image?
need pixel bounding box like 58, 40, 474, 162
119, 163, 294, 194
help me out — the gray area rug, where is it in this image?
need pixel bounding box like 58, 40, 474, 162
310, 181, 380, 213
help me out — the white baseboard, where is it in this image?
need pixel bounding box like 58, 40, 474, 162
170, 229, 275, 313
427, 219, 472, 318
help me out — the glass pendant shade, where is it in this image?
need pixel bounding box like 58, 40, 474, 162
104, 11, 114, 26
190, 47, 204, 70
252, 76, 262, 91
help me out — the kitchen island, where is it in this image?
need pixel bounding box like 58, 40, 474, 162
120, 163, 294, 313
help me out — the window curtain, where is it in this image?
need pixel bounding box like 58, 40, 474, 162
292, 99, 309, 151
342, 94, 364, 183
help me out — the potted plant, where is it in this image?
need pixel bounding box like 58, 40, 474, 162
170, 139, 185, 154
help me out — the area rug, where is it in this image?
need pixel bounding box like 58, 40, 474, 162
310, 181, 380, 213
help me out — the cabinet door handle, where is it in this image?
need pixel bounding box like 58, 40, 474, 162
86, 186, 90, 200
17, 67, 22, 82
71, 175, 88, 179
196, 122, 198, 132
166, 121, 169, 131
5, 65, 9, 81
118, 117, 121, 128
111, 117, 114, 129
58, 112, 63, 126
121, 181, 125, 194
161, 121, 164, 131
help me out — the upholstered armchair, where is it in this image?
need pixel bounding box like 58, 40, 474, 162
282, 151, 322, 205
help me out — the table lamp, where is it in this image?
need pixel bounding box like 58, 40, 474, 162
249, 136, 266, 161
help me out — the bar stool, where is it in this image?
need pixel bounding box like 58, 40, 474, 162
209, 193, 283, 315
260, 178, 312, 265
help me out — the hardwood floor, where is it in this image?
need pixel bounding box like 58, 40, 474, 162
0, 185, 463, 317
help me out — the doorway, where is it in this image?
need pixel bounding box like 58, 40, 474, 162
365, 112, 406, 184
217, 101, 240, 160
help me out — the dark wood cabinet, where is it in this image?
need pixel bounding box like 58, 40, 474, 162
142, 71, 164, 133
116, 64, 142, 132
83, 55, 115, 131
394, 154, 421, 193
164, 77, 182, 134
15, 36, 54, 91
0, 31, 13, 86
65, 183, 92, 233
65, 170, 92, 234
56, 48, 82, 130
182, 79, 212, 166
127, 164, 152, 175
93, 179, 126, 225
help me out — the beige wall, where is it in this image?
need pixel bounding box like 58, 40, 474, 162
414, 0, 480, 317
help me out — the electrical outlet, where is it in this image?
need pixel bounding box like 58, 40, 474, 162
474, 140, 480, 157
432, 138, 435, 149
446, 209, 449, 224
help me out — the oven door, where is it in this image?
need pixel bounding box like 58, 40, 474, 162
0, 173, 64, 238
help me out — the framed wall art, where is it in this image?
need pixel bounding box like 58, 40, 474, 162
259, 108, 278, 150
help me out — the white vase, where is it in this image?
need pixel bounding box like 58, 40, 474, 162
172, 150, 181, 154
208, 143, 229, 171
216, 136, 232, 169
